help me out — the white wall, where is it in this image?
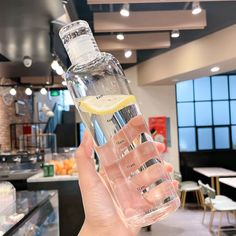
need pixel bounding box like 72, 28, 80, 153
124, 66, 180, 171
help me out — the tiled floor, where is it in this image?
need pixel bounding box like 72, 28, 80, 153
138, 205, 236, 236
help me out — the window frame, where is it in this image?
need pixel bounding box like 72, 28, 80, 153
176, 75, 235, 152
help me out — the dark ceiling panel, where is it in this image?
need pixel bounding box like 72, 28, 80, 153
137, 2, 236, 63
1, 0, 236, 80
70, 1, 236, 67
0, 62, 51, 77
0, 0, 64, 78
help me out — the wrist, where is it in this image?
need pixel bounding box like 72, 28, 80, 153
78, 221, 139, 236
78, 223, 93, 236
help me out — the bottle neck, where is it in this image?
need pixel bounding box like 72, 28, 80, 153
59, 20, 101, 66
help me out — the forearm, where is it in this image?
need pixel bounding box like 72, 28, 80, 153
78, 223, 140, 236
78, 224, 94, 236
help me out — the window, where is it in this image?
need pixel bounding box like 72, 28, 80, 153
230, 101, 236, 124
178, 128, 196, 151
212, 76, 228, 100
177, 75, 235, 151
232, 126, 236, 150
213, 101, 230, 125
195, 102, 212, 126
176, 80, 193, 102
198, 128, 213, 150
63, 90, 74, 105
80, 122, 86, 140
229, 76, 236, 99
194, 77, 211, 101
177, 103, 195, 127
214, 127, 230, 149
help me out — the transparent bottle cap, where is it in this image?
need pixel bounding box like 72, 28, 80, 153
59, 20, 100, 66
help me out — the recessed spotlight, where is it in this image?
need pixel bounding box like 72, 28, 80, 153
116, 33, 124, 40
210, 66, 220, 73
120, 4, 130, 17
9, 88, 17, 96
40, 87, 47, 95
23, 56, 32, 68
56, 66, 64, 75
62, 80, 67, 86
192, 2, 202, 15
25, 87, 32, 96
51, 60, 59, 70
124, 50, 132, 58
171, 30, 180, 38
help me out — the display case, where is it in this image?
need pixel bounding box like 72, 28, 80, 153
49, 148, 76, 176
0, 152, 44, 190
19, 133, 57, 154
0, 190, 59, 236
10, 123, 47, 151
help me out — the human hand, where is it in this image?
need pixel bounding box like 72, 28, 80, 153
75, 130, 178, 236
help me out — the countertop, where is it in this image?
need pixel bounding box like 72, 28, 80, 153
27, 171, 78, 183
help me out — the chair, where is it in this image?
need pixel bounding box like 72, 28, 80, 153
198, 180, 233, 223
198, 180, 236, 236
174, 171, 202, 208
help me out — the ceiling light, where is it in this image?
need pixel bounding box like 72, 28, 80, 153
9, 88, 17, 96
116, 33, 124, 40
171, 30, 180, 38
25, 87, 32, 96
23, 56, 32, 68
210, 66, 220, 73
192, 2, 202, 15
40, 87, 47, 95
120, 4, 130, 17
46, 78, 50, 85
56, 66, 64, 75
51, 60, 60, 70
62, 80, 67, 86
124, 49, 132, 58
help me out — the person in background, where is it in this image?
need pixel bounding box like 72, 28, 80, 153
75, 130, 178, 236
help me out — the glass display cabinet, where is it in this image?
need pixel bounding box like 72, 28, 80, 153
0, 190, 59, 236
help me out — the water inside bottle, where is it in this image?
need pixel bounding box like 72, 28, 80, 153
75, 95, 180, 226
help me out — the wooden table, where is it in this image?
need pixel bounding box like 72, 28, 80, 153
193, 167, 236, 195
219, 177, 236, 189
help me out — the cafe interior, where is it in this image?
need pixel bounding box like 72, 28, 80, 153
0, 0, 236, 235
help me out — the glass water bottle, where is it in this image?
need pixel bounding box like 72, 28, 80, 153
59, 20, 180, 227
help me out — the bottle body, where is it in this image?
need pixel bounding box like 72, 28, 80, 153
65, 52, 180, 226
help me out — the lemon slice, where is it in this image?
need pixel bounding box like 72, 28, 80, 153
77, 95, 136, 115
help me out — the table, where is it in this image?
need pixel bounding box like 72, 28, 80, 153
193, 167, 236, 195
219, 177, 236, 189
